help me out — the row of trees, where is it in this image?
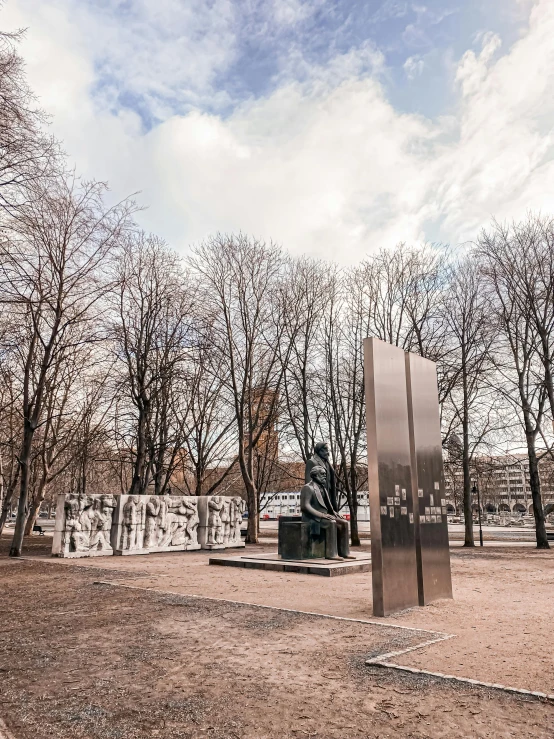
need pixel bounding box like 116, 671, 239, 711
1, 20, 553, 556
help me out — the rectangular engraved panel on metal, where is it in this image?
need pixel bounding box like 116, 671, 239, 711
405, 351, 453, 606
364, 337, 419, 617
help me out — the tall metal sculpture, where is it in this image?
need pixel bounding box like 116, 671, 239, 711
364, 337, 453, 616
405, 352, 453, 605
364, 338, 419, 616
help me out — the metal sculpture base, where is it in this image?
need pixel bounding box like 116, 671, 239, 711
209, 552, 371, 577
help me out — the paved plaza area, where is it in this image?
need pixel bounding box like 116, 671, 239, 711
0, 535, 553, 738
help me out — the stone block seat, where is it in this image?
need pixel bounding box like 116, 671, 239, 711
278, 515, 327, 560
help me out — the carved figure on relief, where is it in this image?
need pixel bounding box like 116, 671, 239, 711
120, 495, 146, 551
183, 497, 199, 544
90, 495, 116, 551
220, 498, 232, 544
61, 494, 116, 554
170, 497, 199, 546
229, 496, 245, 545
62, 496, 82, 553
144, 496, 168, 549
207, 496, 224, 545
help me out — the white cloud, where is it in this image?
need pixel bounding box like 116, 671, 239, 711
2, 0, 554, 263
7, 0, 239, 118
271, 0, 321, 27
403, 55, 425, 79
456, 32, 502, 97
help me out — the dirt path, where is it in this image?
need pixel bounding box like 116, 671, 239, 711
1, 556, 553, 739
28, 538, 554, 695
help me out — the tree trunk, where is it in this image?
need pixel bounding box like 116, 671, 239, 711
462, 432, 474, 547
347, 465, 360, 546
9, 428, 33, 557
129, 410, 148, 495
0, 473, 19, 537
245, 478, 258, 544
195, 468, 203, 497
0, 501, 10, 537
461, 357, 474, 546
349, 496, 360, 546
24, 468, 50, 536
24, 494, 43, 536
526, 433, 550, 549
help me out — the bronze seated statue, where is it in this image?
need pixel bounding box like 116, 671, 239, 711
278, 464, 353, 561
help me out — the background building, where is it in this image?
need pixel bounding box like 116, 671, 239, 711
444, 453, 554, 515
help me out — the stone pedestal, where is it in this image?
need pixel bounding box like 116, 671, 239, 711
278, 516, 328, 559
210, 552, 371, 577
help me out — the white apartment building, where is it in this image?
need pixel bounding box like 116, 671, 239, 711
259, 490, 371, 520
444, 454, 554, 514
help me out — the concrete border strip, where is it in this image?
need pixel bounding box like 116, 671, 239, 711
366, 659, 554, 701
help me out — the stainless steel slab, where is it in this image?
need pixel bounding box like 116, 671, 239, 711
364, 338, 419, 616
405, 352, 453, 605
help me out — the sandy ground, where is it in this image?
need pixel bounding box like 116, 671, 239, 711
30, 538, 554, 695
1, 535, 553, 738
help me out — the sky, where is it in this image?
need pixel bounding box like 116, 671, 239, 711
2, 0, 554, 263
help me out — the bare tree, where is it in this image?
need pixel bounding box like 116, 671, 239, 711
320, 268, 369, 545
358, 244, 457, 421
20, 337, 117, 533
441, 257, 497, 546
111, 233, 199, 497
280, 257, 334, 462
0, 175, 134, 556
358, 244, 447, 354
0, 345, 20, 533
478, 221, 551, 549
189, 234, 299, 543
0, 25, 58, 215
179, 336, 237, 496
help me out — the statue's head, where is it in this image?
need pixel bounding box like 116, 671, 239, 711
310, 465, 327, 487
315, 441, 330, 461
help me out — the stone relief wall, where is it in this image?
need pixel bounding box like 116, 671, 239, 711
114, 495, 201, 555
52, 494, 245, 558
197, 495, 246, 549
52, 493, 117, 558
